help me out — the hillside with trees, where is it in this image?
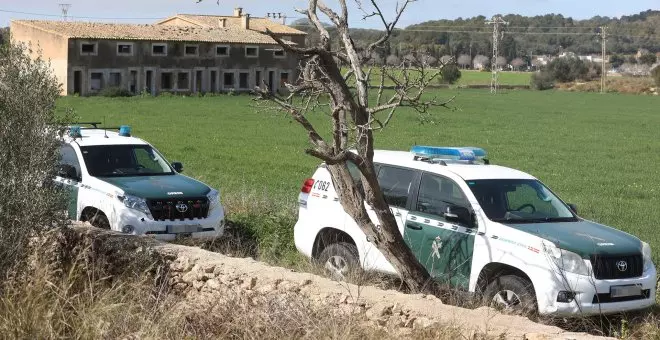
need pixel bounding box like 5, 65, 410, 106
293, 10, 659, 64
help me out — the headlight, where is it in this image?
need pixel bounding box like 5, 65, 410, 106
642, 241, 653, 272
207, 189, 220, 213
543, 240, 591, 276
118, 194, 151, 217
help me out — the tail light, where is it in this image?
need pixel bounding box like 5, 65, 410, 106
301, 178, 315, 193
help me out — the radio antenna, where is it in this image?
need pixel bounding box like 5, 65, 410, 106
103, 116, 108, 138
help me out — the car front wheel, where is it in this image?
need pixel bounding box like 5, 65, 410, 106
483, 275, 537, 316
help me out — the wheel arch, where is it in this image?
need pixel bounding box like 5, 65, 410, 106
80, 206, 107, 222
476, 262, 537, 296
312, 227, 356, 260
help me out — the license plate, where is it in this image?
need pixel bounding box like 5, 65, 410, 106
610, 284, 642, 298
167, 224, 202, 234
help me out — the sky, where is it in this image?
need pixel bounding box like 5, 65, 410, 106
0, 0, 657, 28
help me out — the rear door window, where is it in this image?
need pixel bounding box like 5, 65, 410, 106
416, 172, 468, 217
377, 165, 416, 208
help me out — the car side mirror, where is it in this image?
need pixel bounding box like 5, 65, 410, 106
171, 161, 183, 173
58, 164, 79, 181
444, 206, 474, 227
567, 203, 578, 214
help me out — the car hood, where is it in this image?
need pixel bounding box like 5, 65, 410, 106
98, 175, 211, 199
507, 219, 642, 258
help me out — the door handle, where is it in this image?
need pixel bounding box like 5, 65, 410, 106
394, 211, 402, 216
406, 224, 422, 230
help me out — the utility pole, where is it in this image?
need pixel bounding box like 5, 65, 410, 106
597, 26, 608, 94
486, 15, 508, 93
58, 3, 71, 21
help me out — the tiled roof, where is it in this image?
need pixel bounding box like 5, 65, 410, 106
11, 20, 290, 45
160, 14, 307, 35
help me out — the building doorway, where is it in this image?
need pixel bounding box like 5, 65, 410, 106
268, 71, 275, 93
145, 70, 153, 95
73, 70, 82, 95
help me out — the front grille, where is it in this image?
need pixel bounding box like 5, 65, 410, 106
590, 254, 643, 280
592, 289, 650, 304
147, 197, 209, 221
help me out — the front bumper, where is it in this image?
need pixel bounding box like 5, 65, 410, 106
538, 265, 657, 316
113, 204, 226, 241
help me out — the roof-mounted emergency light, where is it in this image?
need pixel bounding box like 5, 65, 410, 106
410, 145, 488, 164
118, 125, 131, 137
68, 125, 82, 138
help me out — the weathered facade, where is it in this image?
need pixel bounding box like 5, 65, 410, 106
10, 8, 306, 96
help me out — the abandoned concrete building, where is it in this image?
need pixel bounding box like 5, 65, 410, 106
10, 8, 306, 96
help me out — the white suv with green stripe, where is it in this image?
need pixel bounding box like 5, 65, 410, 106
55, 123, 225, 241
294, 146, 656, 316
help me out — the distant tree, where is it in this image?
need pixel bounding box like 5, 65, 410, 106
511, 58, 525, 71
652, 65, 660, 87
546, 57, 588, 82
609, 54, 625, 69
421, 55, 437, 67
0, 27, 8, 46
440, 55, 453, 65
386, 54, 400, 66
639, 53, 657, 65
626, 55, 638, 64
367, 52, 384, 66
440, 63, 461, 84
495, 56, 507, 69
530, 71, 555, 90
473, 54, 489, 69
457, 54, 471, 69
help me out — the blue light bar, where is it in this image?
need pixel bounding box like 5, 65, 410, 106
68, 125, 82, 138
410, 145, 487, 162
118, 125, 131, 137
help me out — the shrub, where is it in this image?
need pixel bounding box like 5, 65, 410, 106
99, 86, 132, 97
547, 57, 588, 83
0, 42, 70, 277
652, 66, 660, 87
530, 71, 555, 90
439, 63, 461, 84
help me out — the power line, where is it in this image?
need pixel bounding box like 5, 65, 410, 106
0, 8, 163, 20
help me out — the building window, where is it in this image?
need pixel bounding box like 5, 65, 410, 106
161, 72, 173, 90
109, 72, 122, 87
273, 49, 285, 58
177, 72, 190, 90
223, 72, 235, 88
245, 46, 258, 58
80, 42, 97, 56
238, 72, 249, 89
184, 44, 199, 56
90, 72, 103, 91
152, 43, 167, 56
216, 45, 229, 57
117, 43, 133, 56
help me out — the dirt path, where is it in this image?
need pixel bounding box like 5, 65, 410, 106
73, 224, 614, 340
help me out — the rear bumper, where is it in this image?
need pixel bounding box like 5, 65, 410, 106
539, 266, 657, 316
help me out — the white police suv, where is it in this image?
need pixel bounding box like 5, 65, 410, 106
294, 146, 656, 316
55, 123, 225, 240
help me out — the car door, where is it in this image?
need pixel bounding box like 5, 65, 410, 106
374, 164, 420, 235
55, 143, 82, 220
403, 172, 476, 289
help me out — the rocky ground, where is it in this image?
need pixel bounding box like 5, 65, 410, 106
66, 223, 615, 340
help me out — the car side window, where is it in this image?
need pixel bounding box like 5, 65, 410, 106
59, 144, 82, 180
416, 173, 468, 217
377, 165, 415, 208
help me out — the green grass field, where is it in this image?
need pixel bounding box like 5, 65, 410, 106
56, 90, 660, 263
457, 70, 531, 86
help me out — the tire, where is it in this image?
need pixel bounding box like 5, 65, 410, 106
317, 242, 360, 281
483, 275, 537, 316
85, 210, 110, 230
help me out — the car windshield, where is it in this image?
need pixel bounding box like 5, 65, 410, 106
466, 179, 577, 223
80, 144, 174, 177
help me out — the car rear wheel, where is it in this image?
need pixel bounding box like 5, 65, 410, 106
483, 275, 537, 316
317, 242, 360, 281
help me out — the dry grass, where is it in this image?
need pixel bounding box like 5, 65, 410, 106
557, 76, 657, 94
0, 233, 496, 340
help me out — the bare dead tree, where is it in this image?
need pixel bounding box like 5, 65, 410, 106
251, 0, 454, 293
